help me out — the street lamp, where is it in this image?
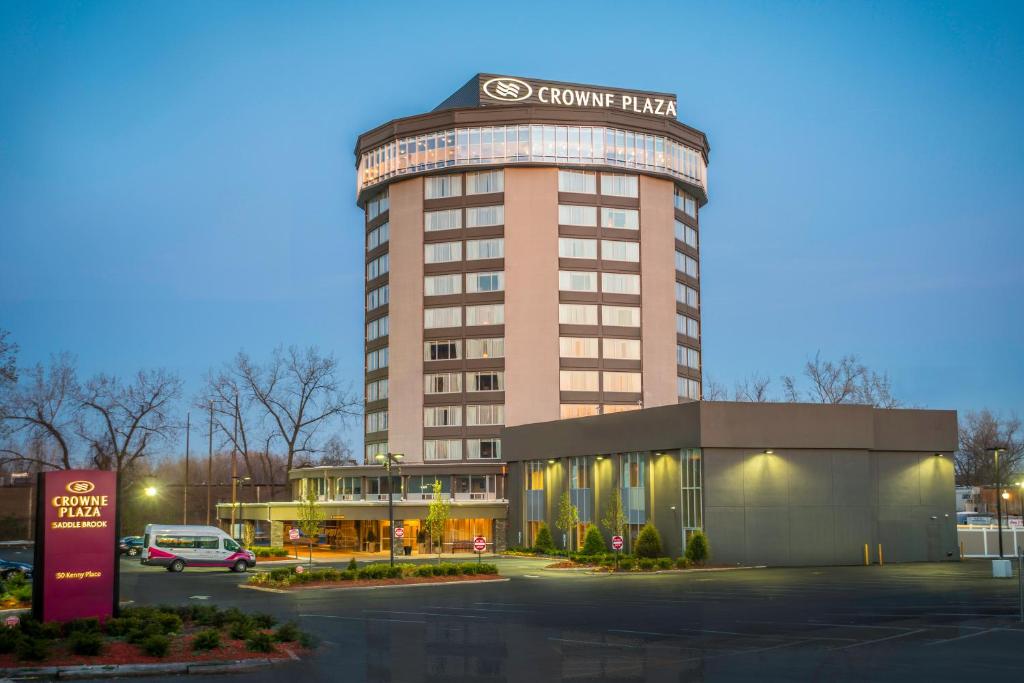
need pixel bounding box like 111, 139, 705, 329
375, 452, 404, 567
988, 446, 1007, 557
230, 475, 251, 540
144, 486, 157, 498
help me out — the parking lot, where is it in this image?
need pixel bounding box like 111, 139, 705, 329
5, 551, 1024, 681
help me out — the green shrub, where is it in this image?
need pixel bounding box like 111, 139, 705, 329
269, 567, 292, 582
190, 605, 226, 628
340, 570, 356, 580
657, 557, 673, 570
192, 629, 221, 651
63, 617, 100, 636
156, 612, 183, 635
675, 556, 692, 569
9, 583, 32, 603
253, 613, 277, 629
127, 622, 164, 645
222, 607, 248, 624
0, 627, 23, 654
638, 558, 656, 571
253, 547, 289, 558
533, 524, 554, 553
320, 568, 341, 582
477, 563, 498, 575
16, 636, 48, 661
228, 619, 254, 640
18, 617, 61, 640
102, 617, 133, 637
581, 525, 606, 555
298, 631, 319, 649
460, 563, 478, 576
140, 633, 170, 658
618, 558, 635, 571
414, 565, 434, 578
4, 572, 27, 589
273, 621, 300, 643
69, 630, 104, 656
634, 523, 663, 559
347, 557, 358, 571
245, 631, 274, 653
685, 530, 710, 565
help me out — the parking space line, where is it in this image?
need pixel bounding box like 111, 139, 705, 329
362, 609, 487, 619
830, 628, 926, 650
299, 614, 426, 625
742, 619, 915, 631
924, 628, 999, 646
549, 637, 642, 649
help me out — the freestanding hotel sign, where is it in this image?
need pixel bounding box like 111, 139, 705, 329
32, 469, 118, 622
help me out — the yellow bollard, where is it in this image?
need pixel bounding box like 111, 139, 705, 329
878, 543, 884, 566
864, 543, 869, 566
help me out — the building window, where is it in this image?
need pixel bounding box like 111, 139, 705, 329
467, 370, 504, 392
366, 347, 388, 371
677, 345, 700, 369
677, 314, 699, 339
467, 438, 501, 460
603, 338, 641, 360
366, 189, 389, 220
424, 306, 462, 329
559, 303, 599, 325
366, 253, 389, 280
466, 337, 504, 359
424, 273, 462, 296
558, 204, 598, 227
466, 271, 504, 293
570, 456, 590, 489
366, 285, 389, 311
558, 237, 597, 260
604, 371, 642, 393
560, 370, 599, 392
365, 410, 388, 434
675, 251, 699, 278
559, 337, 599, 358
424, 439, 462, 461
466, 205, 504, 228
561, 404, 599, 419
424, 174, 463, 199
424, 405, 462, 427
526, 461, 545, 490
676, 283, 699, 308
365, 442, 387, 462
558, 169, 596, 194
424, 339, 461, 361
603, 404, 640, 414
601, 207, 639, 230
674, 186, 697, 218
675, 219, 698, 248
366, 378, 388, 402
600, 173, 638, 197
337, 476, 362, 498
367, 221, 389, 250
559, 270, 598, 293
466, 304, 504, 326
466, 170, 504, 195
424, 241, 462, 264
425, 208, 462, 232
424, 372, 462, 394
681, 448, 703, 535
601, 240, 639, 262
601, 272, 640, 295
678, 377, 701, 400
366, 315, 389, 341
602, 305, 640, 327
466, 237, 504, 260
466, 404, 504, 426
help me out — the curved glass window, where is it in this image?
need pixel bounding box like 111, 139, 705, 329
358, 124, 706, 196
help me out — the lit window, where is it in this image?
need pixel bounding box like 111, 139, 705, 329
602, 305, 640, 327
559, 270, 598, 293
424, 306, 461, 329
466, 337, 504, 359
604, 371, 642, 393
558, 170, 596, 194
558, 237, 597, 259
466, 304, 504, 326
424, 439, 462, 461
559, 303, 599, 325
559, 337, 599, 358
600, 174, 639, 198
601, 207, 639, 230
603, 404, 640, 414
603, 338, 641, 360
560, 370, 599, 392
560, 404, 600, 419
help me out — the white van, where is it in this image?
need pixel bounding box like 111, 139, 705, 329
141, 524, 256, 573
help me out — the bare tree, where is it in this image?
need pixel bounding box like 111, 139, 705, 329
781, 352, 899, 407
1, 353, 80, 470
236, 346, 360, 474
318, 434, 356, 466
955, 410, 1024, 486
199, 368, 260, 482
79, 369, 182, 479
703, 378, 728, 401
0, 329, 16, 388
734, 374, 772, 402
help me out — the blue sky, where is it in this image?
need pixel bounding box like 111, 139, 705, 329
1, 1, 1022, 444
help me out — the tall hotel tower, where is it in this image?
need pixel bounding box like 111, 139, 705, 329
357, 75, 709, 464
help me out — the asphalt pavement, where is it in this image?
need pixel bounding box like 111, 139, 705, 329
5, 551, 1024, 681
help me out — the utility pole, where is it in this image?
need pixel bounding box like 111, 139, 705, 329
206, 401, 213, 526
230, 401, 238, 539
183, 412, 190, 524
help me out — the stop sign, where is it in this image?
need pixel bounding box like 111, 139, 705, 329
611, 535, 624, 550
473, 536, 487, 552
394, 526, 404, 538
295, 565, 305, 574
288, 527, 300, 541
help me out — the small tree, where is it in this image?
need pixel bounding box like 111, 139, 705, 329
601, 488, 628, 548
685, 530, 710, 566
634, 522, 663, 558
555, 492, 579, 551
241, 521, 255, 548
582, 525, 605, 555
296, 488, 325, 566
533, 523, 554, 553
425, 479, 450, 563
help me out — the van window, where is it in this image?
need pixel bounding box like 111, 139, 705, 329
155, 535, 195, 549
224, 539, 240, 552
196, 536, 219, 550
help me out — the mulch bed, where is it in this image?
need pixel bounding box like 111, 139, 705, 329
259, 574, 506, 591
0, 633, 303, 669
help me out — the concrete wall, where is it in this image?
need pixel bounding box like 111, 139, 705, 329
703, 448, 958, 566
638, 175, 679, 408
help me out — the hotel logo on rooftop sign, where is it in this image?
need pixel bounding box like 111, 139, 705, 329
479, 75, 678, 119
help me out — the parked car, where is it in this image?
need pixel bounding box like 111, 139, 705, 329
119, 536, 145, 556
0, 558, 32, 580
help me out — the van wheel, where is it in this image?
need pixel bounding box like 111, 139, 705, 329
232, 560, 247, 573
169, 559, 185, 573
128, 547, 140, 557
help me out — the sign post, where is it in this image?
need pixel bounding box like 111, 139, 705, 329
611, 535, 624, 570
288, 527, 300, 559
473, 536, 487, 565
33, 470, 118, 622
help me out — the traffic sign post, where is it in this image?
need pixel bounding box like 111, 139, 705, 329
394, 526, 405, 539
473, 536, 487, 565
288, 527, 300, 560
611, 535, 623, 570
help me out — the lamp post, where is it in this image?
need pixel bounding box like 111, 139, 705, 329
231, 475, 251, 540
375, 452, 404, 567
989, 447, 1007, 557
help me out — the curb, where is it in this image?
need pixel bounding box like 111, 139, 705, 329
240, 577, 510, 594
1, 656, 295, 680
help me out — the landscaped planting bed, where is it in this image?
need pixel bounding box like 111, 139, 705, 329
0, 605, 314, 669
0, 573, 31, 609
246, 561, 502, 590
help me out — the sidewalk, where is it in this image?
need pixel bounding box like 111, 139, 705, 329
259, 546, 497, 564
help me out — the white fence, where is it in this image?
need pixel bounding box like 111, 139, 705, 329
958, 526, 1024, 557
